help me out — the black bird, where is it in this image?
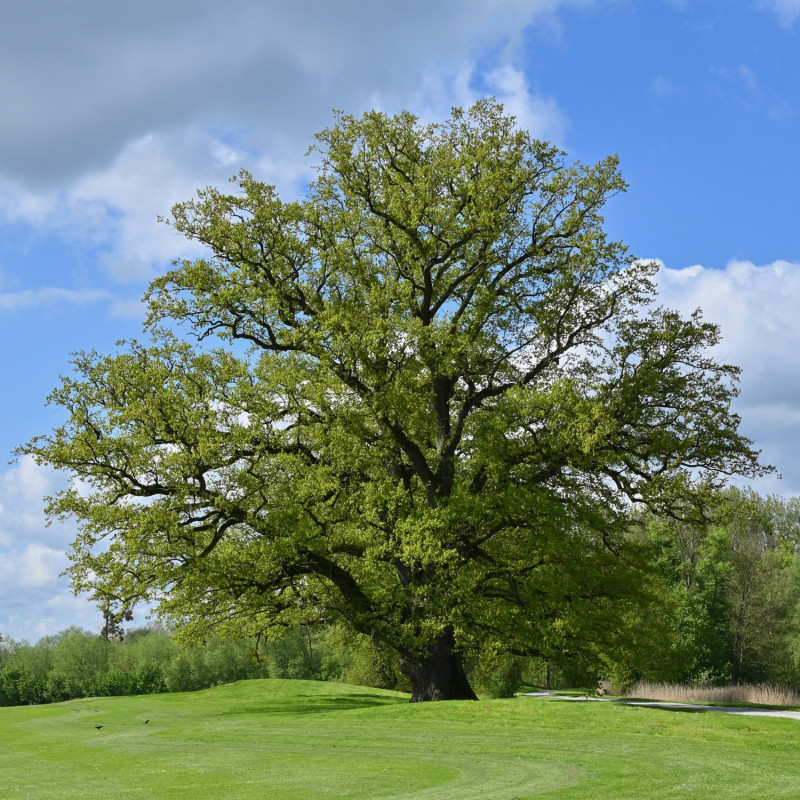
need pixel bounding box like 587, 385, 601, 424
144, 719, 149, 724
94, 725, 103, 730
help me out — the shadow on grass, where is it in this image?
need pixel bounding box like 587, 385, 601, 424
629, 704, 707, 714
222, 692, 408, 716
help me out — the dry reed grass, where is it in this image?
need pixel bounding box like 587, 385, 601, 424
626, 681, 800, 707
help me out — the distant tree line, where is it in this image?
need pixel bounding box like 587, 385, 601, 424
628, 487, 800, 688
0, 626, 257, 705
0, 622, 409, 706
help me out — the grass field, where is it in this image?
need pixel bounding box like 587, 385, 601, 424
2, 679, 800, 799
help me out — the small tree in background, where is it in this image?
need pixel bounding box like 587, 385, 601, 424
99, 598, 134, 642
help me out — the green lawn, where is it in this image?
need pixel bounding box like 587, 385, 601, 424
2, 679, 799, 799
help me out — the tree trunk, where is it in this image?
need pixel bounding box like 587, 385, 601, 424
400, 627, 478, 702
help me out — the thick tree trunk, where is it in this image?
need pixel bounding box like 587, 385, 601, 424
400, 627, 478, 702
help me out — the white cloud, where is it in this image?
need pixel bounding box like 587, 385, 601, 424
0, 458, 100, 640
0, 130, 261, 281
0, 287, 112, 312
1, 590, 109, 643
761, 0, 800, 26
656, 259, 800, 494
0, 282, 145, 321
0, 0, 585, 189
484, 66, 568, 144
369, 62, 477, 126
2, 72, 569, 282
0, 0, 586, 281
0, 457, 72, 548
13, 544, 66, 588
657, 260, 800, 407
71, 130, 257, 280
371, 62, 568, 146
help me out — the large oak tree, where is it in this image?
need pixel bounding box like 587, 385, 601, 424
24, 102, 766, 701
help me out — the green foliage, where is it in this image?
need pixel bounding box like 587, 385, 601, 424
162, 635, 267, 692
48, 627, 111, 699
0, 627, 272, 706
256, 627, 319, 681
0, 634, 57, 704
109, 626, 178, 694
628, 489, 800, 687
468, 648, 524, 698
21, 101, 767, 700
336, 631, 410, 692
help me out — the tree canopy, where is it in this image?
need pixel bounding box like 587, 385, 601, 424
23, 101, 767, 701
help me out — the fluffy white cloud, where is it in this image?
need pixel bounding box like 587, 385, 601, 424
0, 459, 77, 638
0, 0, 587, 282
1, 77, 569, 281
0, 130, 247, 280
656, 259, 800, 494
483, 66, 568, 144
0, 588, 111, 644
0, 458, 145, 641
0, 456, 70, 548
69, 131, 260, 280
0, 0, 586, 189
0, 544, 65, 589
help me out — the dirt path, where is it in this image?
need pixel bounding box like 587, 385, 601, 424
524, 691, 800, 720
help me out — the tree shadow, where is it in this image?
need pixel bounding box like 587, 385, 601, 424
221, 692, 408, 716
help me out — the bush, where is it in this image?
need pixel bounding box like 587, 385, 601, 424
321, 624, 409, 691
49, 628, 111, 698
258, 628, 317, 680
469, 649, 523, 698
163, 635, 266, 692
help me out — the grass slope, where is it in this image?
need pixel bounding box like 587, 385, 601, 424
2, 679, 800, 799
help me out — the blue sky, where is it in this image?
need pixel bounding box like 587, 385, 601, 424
1, 0, 799, 641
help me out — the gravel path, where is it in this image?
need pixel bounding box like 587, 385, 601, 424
524, 691, 800, 720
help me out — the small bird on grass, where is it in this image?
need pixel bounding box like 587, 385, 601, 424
144, 719, 149, 725
94, 725, 103, 730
